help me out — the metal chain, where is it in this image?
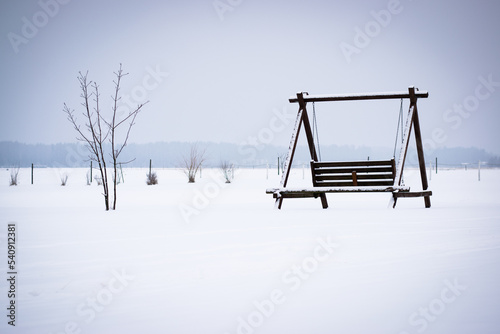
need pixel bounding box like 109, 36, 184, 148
312, 102, 322, 161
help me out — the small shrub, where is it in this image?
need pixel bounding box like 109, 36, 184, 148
182, 143, 206, 183
9, 168, 19, 186
86, 171, 91, 185
60, 173, 68, 186
220, 160, 233, 183
146, 171, 158, 185
113, 174, 122, 185
94, 175, 103, 186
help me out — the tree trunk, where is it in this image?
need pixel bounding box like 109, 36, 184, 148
96, 160, 109, 211
113, 159, 117, 210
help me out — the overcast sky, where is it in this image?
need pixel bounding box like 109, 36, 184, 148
1, 0, 499, 155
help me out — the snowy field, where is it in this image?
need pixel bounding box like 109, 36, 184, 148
1, 166, 500, 334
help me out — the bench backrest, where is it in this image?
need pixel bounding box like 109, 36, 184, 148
311, 159, 396, 187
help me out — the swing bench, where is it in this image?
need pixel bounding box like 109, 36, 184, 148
266, 87, 432, 209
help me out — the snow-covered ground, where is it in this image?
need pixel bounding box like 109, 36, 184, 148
1, 166, 499, 334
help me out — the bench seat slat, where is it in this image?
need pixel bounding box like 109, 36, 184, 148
313, 160, 394, 168
314, 166, 394, 174
316, 180, 394, 187
315, 173, 394, 181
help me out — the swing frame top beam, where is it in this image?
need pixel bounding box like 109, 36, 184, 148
289, 89, 428, 103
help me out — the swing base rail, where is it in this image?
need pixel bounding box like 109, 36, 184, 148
266, 187, 432, 209
267, 186, 411, 198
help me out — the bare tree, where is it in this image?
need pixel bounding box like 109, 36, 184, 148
64, 64, 146, 210
182, 143, 207, 183
104, 64, 146, 209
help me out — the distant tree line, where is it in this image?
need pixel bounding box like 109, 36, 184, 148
1, 141, 499, 169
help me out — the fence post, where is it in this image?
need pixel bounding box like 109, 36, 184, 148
90, 161, 92, 183
31, 163, 33, 185
478, 160, 481, 181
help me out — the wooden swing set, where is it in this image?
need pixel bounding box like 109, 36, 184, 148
266, 86, 432, 209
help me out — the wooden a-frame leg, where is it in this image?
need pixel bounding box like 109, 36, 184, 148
320, 193, 328, 209
277, 196, 284, 209
392, 194, 398, 208
410, 88, 431, 208
297, 92, 329, 209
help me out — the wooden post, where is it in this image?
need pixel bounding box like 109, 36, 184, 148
352, 171, 358, 186
296, 92, 328, 208
310, 161, 318, 187
435, 157, 438, 174
31, 163, 33, 185
90, 161, 92, 183
149, 159, 152, 177
409, 87, 431, 208
277, 156, 280, 175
